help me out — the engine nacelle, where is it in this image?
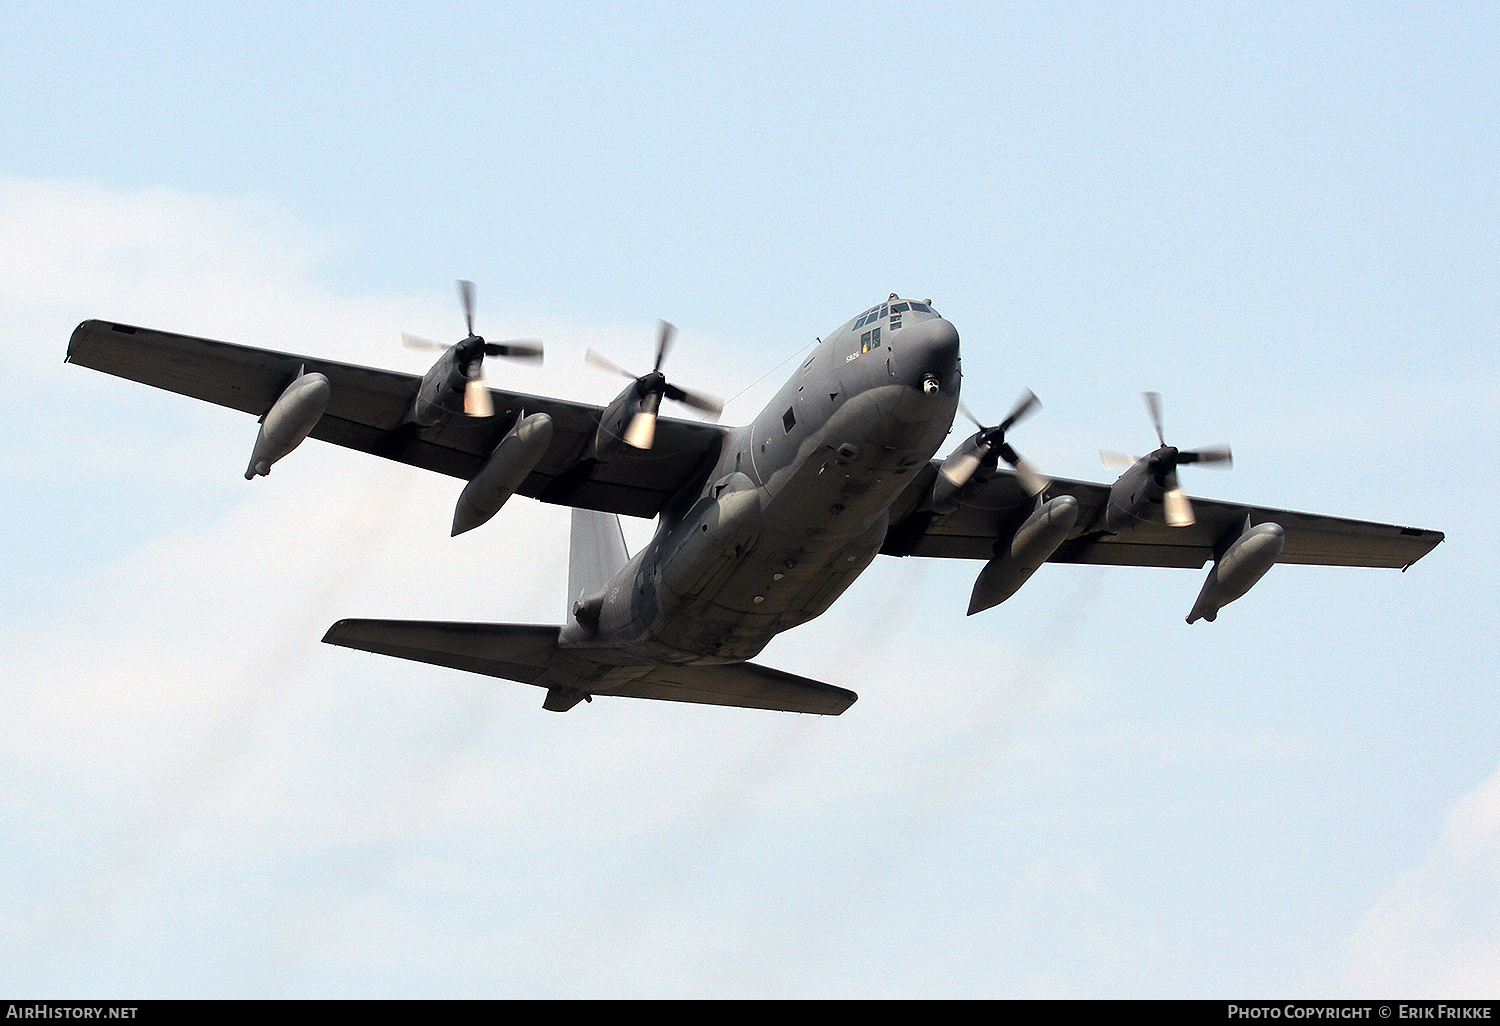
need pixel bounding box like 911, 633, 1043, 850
411, 344, 481, 426
245, 371, 331, 479
587, 382, 648, 463
451, 412, 553, 536
927, 434, 988, 512
967, 494, 1080, 614
1187, 521, 1285, 623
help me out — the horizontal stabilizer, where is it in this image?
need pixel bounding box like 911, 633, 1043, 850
322, 619, 857, 715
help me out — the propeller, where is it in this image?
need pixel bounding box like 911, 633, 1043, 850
401, 280, 544, 418
1103, 392, 1232, 527
938, 390, 1050, 496
586, 320, 724, 449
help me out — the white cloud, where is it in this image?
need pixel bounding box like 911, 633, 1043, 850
1345, 766, 1500, 997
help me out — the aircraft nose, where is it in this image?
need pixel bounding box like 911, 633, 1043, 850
903, 316, 960, 385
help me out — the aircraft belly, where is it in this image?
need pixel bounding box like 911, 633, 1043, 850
640, 476, 896, 663
577, 376, 954, 666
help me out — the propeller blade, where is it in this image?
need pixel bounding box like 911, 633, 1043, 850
663, 383, 724, 419
1163, 486, 1195, 527
1180, 445, 1233, 466
1010, 455, 1051, 496
485, 339, 545, 364
1145, 391, 1166, 446
402, 332, 445, 352
999, 389, 1041, 432
458, 280, 476, 337
939, 451, 984, 490
464, 375, 494, 418
624, 410, 657, 449
586, 348, 637, 379
1101, 451, 1138, 470
654, 320, 675, 373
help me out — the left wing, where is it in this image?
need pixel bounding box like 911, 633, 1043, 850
882, 462, 1443, 570
67, 320, 726, 518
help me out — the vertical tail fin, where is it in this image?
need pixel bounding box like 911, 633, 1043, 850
568, 508, 630, 613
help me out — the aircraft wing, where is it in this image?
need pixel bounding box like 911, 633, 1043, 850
882, 463, 1444, 570
66, 319, 726, 519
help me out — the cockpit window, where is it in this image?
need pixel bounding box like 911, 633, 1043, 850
854, 299, 936, 331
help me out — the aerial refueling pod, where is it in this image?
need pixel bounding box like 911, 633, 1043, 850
967, 494, 1080, 615
451, 412, 554, 536
1187, 520, 1285, 624
245, 371, 331, 480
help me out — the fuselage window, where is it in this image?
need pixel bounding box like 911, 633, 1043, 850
891, 302, 909, 313
860, 327, 882, 353
782, 407, 796, 433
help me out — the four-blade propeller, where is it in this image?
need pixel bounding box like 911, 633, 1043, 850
403, 280, 544, 418
939, 390, 1051, 496
586, 320, 724, 449
1102, 391, 1232, 527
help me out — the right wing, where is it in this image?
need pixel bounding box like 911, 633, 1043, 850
67, 319, 727, 519
883, 462, 1443, 570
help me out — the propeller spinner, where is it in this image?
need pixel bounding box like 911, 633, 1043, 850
402, 280, 544, 418
586, 320, 723, 449
1101, 392, 1232, 527
938, 390, 1050, 496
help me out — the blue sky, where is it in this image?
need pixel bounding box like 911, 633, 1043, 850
2, 0, 1496, 997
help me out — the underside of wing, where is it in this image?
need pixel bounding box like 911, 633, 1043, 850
322, 618, 857, 715
882, 462, 1443, 570
67, 320, 726, 518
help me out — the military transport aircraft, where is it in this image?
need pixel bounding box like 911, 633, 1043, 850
66, 285, 1443, 715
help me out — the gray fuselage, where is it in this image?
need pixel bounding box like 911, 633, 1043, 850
558, 299, 962, 665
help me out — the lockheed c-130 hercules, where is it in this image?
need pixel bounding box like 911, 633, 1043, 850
66, 285, 1443, 715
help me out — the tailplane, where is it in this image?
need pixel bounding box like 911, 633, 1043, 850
322, 618, 856, 715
